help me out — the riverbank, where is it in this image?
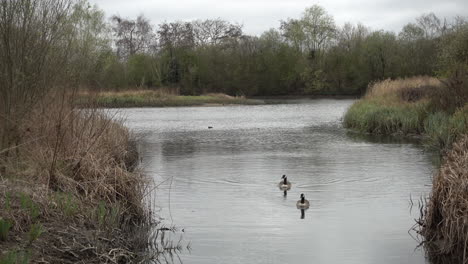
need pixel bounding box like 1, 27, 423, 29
343, 75, 468, 261
343, 76, 467, 150
0, 97, 178, 263
76, 90, 265, 108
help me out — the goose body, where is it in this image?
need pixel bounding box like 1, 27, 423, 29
296, 193, 310, 209
278, 175, 291, 191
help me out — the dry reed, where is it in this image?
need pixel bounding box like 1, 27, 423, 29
419, 135, 468, 262
0, 92, 160, 262
365, 76, 442, 101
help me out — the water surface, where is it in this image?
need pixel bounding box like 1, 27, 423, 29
120, 99, 435, 264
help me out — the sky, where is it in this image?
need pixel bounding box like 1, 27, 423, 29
89, 0, 468, 35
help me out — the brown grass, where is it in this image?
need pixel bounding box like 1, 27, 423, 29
365, 76, 442, 101
419, 135, 468, 262
80, 87, 181, 98
0, 92, 154, 262
20, 99, 144, 212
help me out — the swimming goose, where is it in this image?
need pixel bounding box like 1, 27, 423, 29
278, 175, 291, 191
296, 193, 310, 209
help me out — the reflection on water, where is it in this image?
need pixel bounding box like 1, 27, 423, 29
300, 209, 306, 219
118, 99, 436, 264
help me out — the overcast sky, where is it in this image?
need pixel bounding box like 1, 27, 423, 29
89, 0, 468, 35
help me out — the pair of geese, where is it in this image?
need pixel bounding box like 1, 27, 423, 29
279, 174, 310, 209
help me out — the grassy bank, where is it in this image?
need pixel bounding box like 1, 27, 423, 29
343, 75, 468, 261
0, 95, 180, 263
344, 76, 468, 149
76, 90, 265, 108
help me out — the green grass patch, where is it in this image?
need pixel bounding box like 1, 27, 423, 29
27, 223, 43, 244
53, 192, 79, 217
344, 98, 429, 135
0, 251, 30, 264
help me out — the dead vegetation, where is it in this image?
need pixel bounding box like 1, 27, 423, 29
0, 1, 186, 262
416, 135, 468, 263
365, 76, 442, 101
0, 94, 187, 263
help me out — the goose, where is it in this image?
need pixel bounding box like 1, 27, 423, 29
278, 175, 291, 191
296, 193, 310, 209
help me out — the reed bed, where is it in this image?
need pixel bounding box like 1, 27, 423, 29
365, 76, 442, 101
344, 75, 467, 149
0, 93, 186, 263
418, 135, 468, 263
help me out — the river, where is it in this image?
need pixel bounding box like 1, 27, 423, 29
119, 99, 435, 264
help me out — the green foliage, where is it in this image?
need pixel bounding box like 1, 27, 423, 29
0, 218, 12, 241
127, 54, 160, 87
437, 22, 468, 76
97, 200, 106, 227
27, 223, 43, 244
54, 192, 78, 217
0, 251, 30, 264
344, 99, 428, 134
424, 112, 453, 148
67, 4, 466, 98
5, 192, 11, 211
95, 201, 122, 228
425, 106, 468, 148
19, 194, 39, 221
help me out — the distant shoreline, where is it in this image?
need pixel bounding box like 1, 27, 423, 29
76, 91, 265, 108
76, 90, 360, 108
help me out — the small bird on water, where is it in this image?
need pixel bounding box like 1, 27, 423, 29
296, 193, 310, 209
278, 174, 291, 191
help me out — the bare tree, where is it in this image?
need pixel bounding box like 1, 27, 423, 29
416, 13, 442, 39
111, 14, 155, 58
192, 19, 242, 46
157, 21, 195, 49
0, 0, 77, 160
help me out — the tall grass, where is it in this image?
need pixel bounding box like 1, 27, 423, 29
344, 75, 468, 150
344, 98, 428, 135
418, 135, 468, 262
365, 76, 441, 99
0, 92, 154, 262
12, 95, 145, 215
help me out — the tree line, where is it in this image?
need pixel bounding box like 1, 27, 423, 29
3, 0, 468, 100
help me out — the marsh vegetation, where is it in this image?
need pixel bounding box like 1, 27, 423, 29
0, 0, 467, 263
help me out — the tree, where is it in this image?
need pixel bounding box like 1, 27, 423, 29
416, 13, 442, 39
0, 0, 77, 160
68, 0, 111, 87
111, 14, 155, 58
192, 19, 242, 46
281, 5, 336, 55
